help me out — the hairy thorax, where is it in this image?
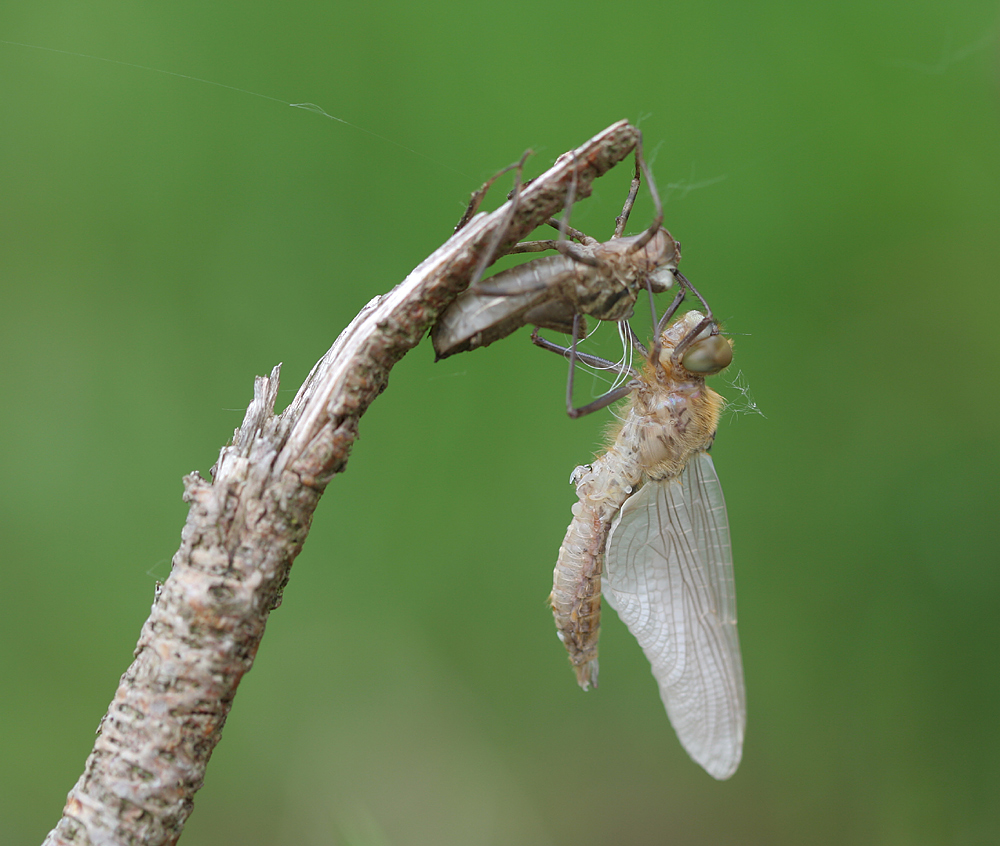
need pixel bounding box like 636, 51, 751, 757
615, 367, 724, 482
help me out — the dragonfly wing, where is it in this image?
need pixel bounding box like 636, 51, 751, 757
604, 452, 746, 779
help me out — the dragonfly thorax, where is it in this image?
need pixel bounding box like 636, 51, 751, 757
626, 381, 724, 481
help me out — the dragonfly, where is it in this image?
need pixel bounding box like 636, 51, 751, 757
535, 298, 746, 780
431, 135, 682, 360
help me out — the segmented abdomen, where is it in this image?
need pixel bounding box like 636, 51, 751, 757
551, 442, 642, 689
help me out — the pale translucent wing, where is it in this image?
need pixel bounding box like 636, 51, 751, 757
682, 453, 740, 651
604, 452, 746, 779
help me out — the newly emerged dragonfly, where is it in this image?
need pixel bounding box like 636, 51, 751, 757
538, 304, 746, 780
431, 136, 681, 359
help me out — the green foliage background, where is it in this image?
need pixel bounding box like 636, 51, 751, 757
3, 2, 999, 844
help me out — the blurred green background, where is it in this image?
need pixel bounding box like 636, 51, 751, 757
3, 2, 999, 844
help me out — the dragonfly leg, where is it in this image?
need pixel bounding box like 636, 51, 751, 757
463, 149, 534, 292
508, 239, 568, 255
650, 287, 687, 371
454, 149, 532, 233
551, 154, 602, 268
542, 221, 600, 246
626, 132, 664, 253
531, 326, 625, 371
532, 316, 638, 418
613, 149, 642, 238
669, 271, 720, 364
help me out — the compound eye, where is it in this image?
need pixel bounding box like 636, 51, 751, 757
682, 334, 733, 375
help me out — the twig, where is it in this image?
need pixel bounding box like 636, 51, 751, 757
42, 120, 640, 846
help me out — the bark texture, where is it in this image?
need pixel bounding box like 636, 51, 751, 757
42, 120, 640, 846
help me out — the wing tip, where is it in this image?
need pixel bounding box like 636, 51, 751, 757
686, 732, 744, 780
701, 753, 742, 780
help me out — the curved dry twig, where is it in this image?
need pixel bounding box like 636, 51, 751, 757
42, 120, 641, 846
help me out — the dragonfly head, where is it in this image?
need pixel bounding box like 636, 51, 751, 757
682, 332, 733, 375
656, 311, 733, 376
